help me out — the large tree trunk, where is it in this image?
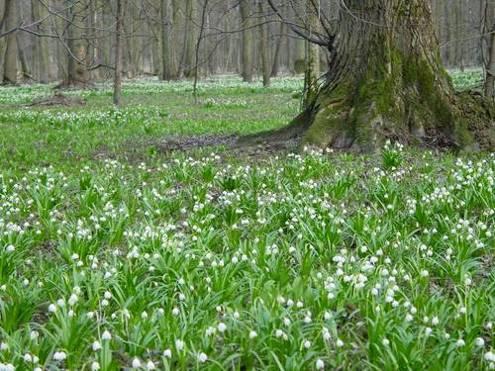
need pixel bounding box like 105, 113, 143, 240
272, 0, 495, 152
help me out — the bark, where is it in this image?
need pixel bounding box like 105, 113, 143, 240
160, 0, 178, 80
266, 0, 495, 152
240, 0, 253, 82
485, 22, 495, 97
32, 0, 50, 82
258, 1, 270, 87
113, 0, 124, 106
3, 0, 17, 84
64, 0, 89, 87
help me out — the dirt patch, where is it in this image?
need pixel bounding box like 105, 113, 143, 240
27, 92, 86, 107
155, 135, 239, 152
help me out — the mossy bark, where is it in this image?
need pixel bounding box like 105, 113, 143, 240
290, 0, 495, 152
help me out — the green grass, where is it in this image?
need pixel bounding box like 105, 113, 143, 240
1, 73, 495, 370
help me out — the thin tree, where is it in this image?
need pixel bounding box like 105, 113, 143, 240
113, 0, 124, 106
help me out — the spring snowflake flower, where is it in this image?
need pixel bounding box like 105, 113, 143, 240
91, 361, 101, 370
197, 352, 208, 363
431, 316, 439, 326
172, 307, 180, 316
163, 349, 172, 358
5, 245, 14, 252
0, 343, 8, 351
175, 339, 185, 351
249, 330, 258, 339
336, 339, 344, 347
131, 357, 141, 368
92, 341, 102, 351
316, 359, 325, 370
485, 351, 495, 362
303, 340, 311, 349
48, 304, 57, 313
0, 363, 15, 371
218, 322, 227, 333
146, 360, 156, 370
53, 351, 67, 361
456, 339, 465, 347
476, 337, 486, 347
102, 330, 112, 341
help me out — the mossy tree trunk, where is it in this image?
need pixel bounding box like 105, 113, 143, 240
282, 0, 495, 151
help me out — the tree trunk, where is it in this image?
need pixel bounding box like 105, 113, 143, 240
113, 0, 124, 106
268, 0, 495, 152
161, 0, 178, 80
240, 0, 253, 82
485, 22, 495, 97
64, 0, 89, 87
258, 1, 270, 87
32, 0, 50, 83
3, 0, 17, 84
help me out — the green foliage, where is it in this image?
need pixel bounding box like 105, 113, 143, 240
0, 73, 494, 370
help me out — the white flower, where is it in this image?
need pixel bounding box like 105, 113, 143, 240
131, 357, 141, 368
316, 359, 325, 370
425, 327, 432, 336
172, 307, 180, 316
53, 351, 67, 361
68, 294, 78, 306
382, 338, 390, 346
197, 352, 208, 363
104, 291, 112, 299
146, 360, 156, 370
92, 341, 102, 351
217, 322, 227, 333
23, 353, 32, 362
485, 351, 495, 362
163, 349, 172, 358
102, 330, 112, 341
303, 340, 311, 349
48, 304, 57, 313
0, 343, 8, 351
175, 339, 185, 351
249, 330, 257, 339
476, 337, 485, 347
336, 339, 344, 347
431, 316, 439, 326
91, 361, 101, 370
456, 339, 465, 347
5, 245, 15, 253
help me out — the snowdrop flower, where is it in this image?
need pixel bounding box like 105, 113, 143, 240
48, 304, 57, 313
91, 361, 101, 370
431, 316, 439, 326
382, 338, 390, 346
456, 339, 465, 347
316, 359, 325, 370
303, 340, 311, 349
68, 294, 78, 306
172, 307, 180, 316
5, 245, 14, 253
336, 339, 344, 347
425, 327, 432, 336
249, 330, 257, 339
163, 349, 172, 358
146, 360, 156, 369
198, 352, 208, 363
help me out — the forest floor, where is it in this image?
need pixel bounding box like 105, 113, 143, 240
1, 70, 495, 370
